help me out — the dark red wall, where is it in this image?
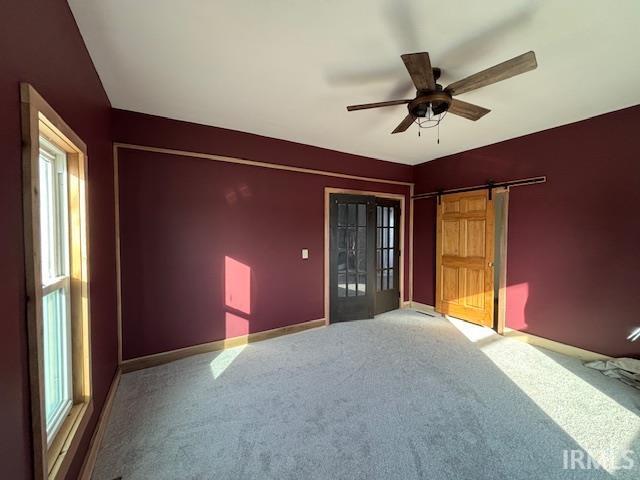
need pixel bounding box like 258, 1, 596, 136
114, 111, 412, 360
113, 110, 413, 183
4, 2, 637, 475
412, 105, 640, 358
0, 2, 118, 478
412, 197, 437, 307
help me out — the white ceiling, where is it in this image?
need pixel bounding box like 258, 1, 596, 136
69, 0, 640, 165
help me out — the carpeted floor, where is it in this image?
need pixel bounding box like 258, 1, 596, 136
93, 310, 640, 479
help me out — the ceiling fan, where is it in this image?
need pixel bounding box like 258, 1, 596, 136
346, 51, 537, 134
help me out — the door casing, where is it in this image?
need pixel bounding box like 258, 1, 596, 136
493, 188, 509, 334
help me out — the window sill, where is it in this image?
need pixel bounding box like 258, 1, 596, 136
47, 400, 94, 480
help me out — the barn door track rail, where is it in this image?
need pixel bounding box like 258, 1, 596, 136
412, 175, 546, 203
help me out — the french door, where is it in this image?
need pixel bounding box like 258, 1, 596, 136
374, 199, 401, 315
329, 194, 401, 322
329, 194, 376, 322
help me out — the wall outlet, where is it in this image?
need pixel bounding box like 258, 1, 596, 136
302, 249, 309, 259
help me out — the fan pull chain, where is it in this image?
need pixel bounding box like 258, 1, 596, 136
437, 122, 440, 144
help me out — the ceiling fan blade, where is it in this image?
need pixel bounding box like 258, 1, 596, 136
448, 99, 491, 121
391, 114, 415, 134
347, 99, 412, 111
445, 51, 537, 96
401, 52, 436, 91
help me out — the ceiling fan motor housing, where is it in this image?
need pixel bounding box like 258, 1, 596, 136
409, 90, 452, 117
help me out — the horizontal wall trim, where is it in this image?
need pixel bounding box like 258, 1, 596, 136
120, 318, 326, 373
78, 368, 121, 480
115, 143, 414, 186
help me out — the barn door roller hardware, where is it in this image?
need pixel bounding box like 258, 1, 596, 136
413, 176, 546, 201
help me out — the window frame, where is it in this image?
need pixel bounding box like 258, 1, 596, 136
21, 83, 94, 480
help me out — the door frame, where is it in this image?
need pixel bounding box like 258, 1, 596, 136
494, 187, 509, 334
324, 188, 406, 326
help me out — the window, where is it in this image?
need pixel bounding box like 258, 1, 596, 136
39, 137, 73, 444
22, 84, 93, 480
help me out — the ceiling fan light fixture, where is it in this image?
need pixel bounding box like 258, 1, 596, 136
414, 105, 446, 129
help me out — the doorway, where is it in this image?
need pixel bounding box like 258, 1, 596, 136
327, 192, 403, 323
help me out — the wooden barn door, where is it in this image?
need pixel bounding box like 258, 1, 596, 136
435, 190, 495, 327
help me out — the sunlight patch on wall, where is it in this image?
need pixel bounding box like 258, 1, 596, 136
505, 281, 529, 329
237, 183, 252, 199
225, 312, 250, 338
225, 256, 251, 315
223, 184, 252, 205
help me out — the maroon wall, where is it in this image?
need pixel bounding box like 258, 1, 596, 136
0, 2, 118, 478
412, 197, 437, 307
413, 105, 640, 358
113, 110, 413, 183
113, 111, 412, 359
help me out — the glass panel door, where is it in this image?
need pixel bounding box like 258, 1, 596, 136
375, 199, 401, 315
330, 194, 375, 322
